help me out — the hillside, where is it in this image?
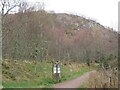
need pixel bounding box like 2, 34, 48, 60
3, 10, 118, 62
2, 10, 118, 88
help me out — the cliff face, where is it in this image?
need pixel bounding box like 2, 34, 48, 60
3, 11, 118, 61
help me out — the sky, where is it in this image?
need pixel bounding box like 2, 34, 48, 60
27, 0, 119, 31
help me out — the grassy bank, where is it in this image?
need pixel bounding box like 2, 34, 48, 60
2, 59, 94, 88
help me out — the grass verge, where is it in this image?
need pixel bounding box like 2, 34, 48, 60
2, 59, 95, 88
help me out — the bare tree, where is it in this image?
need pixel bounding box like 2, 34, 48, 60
0, 0, 21, 18
18, 1, 29, 13
0, 0, 22, 41
34, 2, 45, 11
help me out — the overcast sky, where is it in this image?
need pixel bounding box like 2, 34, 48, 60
27, 0, 119, 31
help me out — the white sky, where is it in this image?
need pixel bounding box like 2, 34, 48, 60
27, 0, 119, 31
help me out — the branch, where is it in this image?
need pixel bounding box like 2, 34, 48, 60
1, 0, 6, 16
101, 64, 111, 77
1, 0, 5, 6
3, 4, 18, 17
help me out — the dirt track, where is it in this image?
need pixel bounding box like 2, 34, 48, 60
54, 70, 96, 88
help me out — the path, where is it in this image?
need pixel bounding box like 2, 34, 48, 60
54, 70, 96, 88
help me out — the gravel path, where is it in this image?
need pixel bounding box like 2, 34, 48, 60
54, 70, 96, 88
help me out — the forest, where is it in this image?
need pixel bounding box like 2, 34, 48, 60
1, 0, 118, 88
